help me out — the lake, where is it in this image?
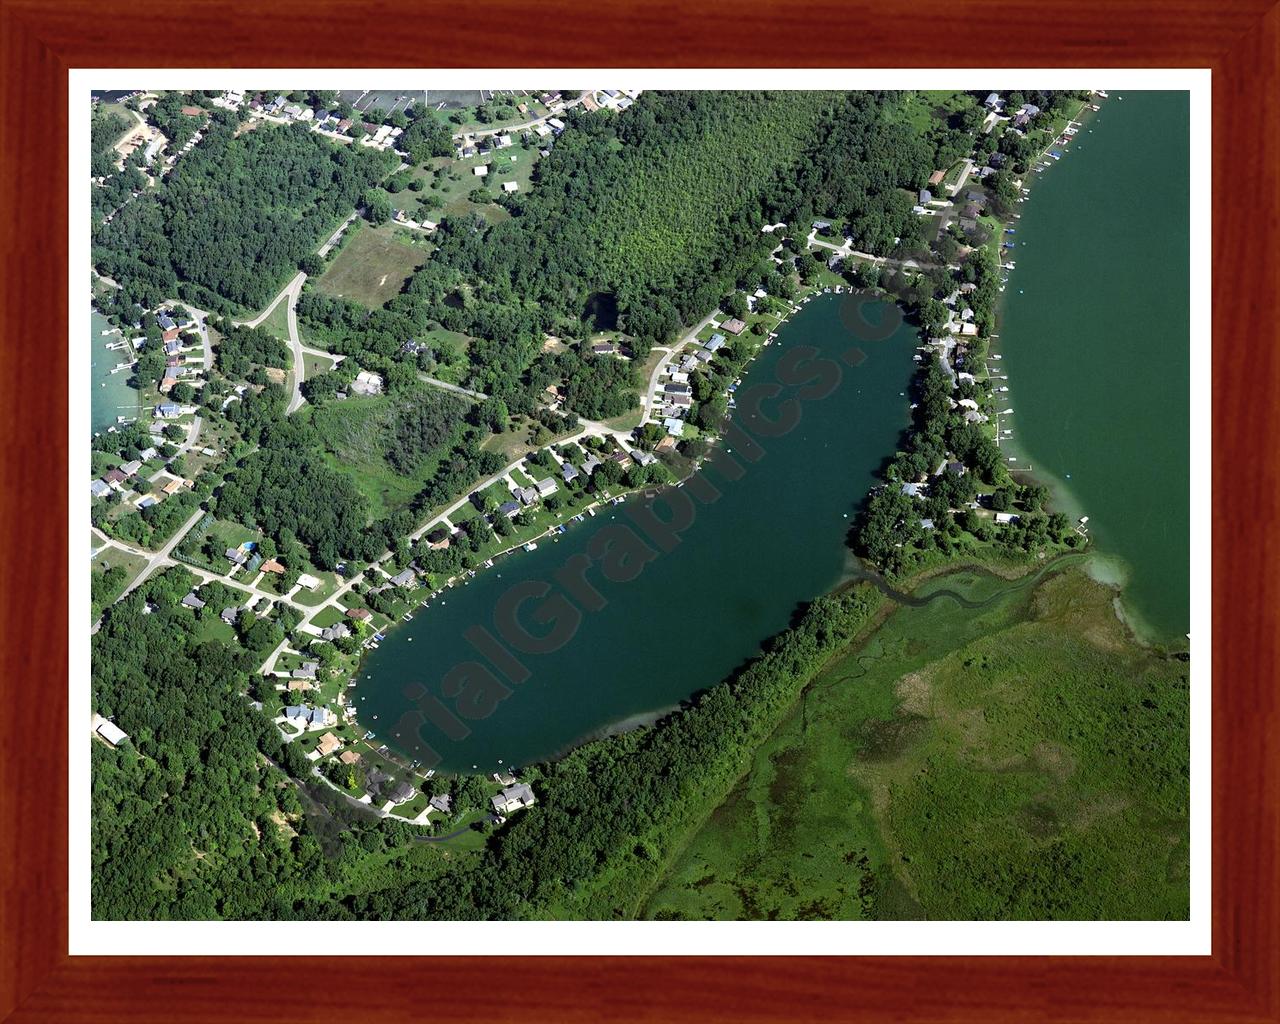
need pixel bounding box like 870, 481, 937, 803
91, 306, 141, 435
997, 90, 1190, 642
358, 295, 919, 772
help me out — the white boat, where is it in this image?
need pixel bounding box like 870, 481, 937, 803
523, 542, 538, 552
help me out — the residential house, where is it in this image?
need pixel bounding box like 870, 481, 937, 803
429, 794, 452, 814
296, 572, 322, 590
491, 782, 537, 814
632, 449, 657, 467
473, 164, 489, 176
292, 662, 319, 681
663, 417, 685, 437
220, 607, 239, 626
928, 169, 946, 186
502, 180, 518, 193
90, 479, 111, 498
315, 733, 342, 758
155, 403, 182, 419
346, 608, 372, 623
389, 568, 417, 589
655, 435, 677, 453
339, 749, 362, 765
518, 486, 540, 506
535, 477, 558, 498
225, 547, 248, 567
704, 334, 726, 352
350, 370, 384, 396
994, 512, 1020, 525
261, 559, 285, 574
900, 482, 924, 498
497, 500, 521, 518
387, 780, 417, 804
562, 462, 579, 483
320, 623, 350, 642
720, 317, 747, 336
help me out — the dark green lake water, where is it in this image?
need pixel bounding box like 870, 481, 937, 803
359, 296, 918, 772
998, 90, 1190, 641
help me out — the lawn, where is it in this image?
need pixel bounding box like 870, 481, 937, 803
313, 220, 429, 309
641, 564, 1189, 921
303, 352, 335, 378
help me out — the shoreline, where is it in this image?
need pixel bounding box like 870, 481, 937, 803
335, 283, 844, 778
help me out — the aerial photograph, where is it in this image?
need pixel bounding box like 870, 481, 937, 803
87, 85, 1191, 922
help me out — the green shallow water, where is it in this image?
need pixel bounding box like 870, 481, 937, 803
91, 307, 141, 435
997, 90, 1190, 641
358, 295, 919, 772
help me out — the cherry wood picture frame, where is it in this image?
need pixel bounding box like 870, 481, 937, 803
2, 1, 1276, 1020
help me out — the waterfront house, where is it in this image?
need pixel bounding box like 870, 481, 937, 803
581, 453, 602, 476
389, 568, 417, 589
155, 403, 182, 419
388, 780, 417, 805
347, 608, 372, 623
720, 317, 747, 336
655, 435, 677, 453
900, 482, 924, 498
562, 463, 579, 483
491, 782, 537, 815
498, 500, 521, 518
536, 477, 558, 498
315, 733, 342, 758
518, 485, 540, 506
339, 749, 362, 765
429, 794, 452, 814
633, 450, 657, 467
705, 334, 726, 352
695, 349, 714, 363
663, 417, 686, 437
664, 383, 692, 396
668, 393, 693, 408
320, 623, 349, 642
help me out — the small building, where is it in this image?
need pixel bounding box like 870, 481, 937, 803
928, 169, 946, 186
491, 782, 537, 815
161, 478, 185, 495
95, 719, 128, 747
984, 92, 1001, 109
473, 164, 489, 176
591, 341, 618, 356
655, 435, 677, 453
919, 189, 933, 204
502, 180, 519, 193
995, 512, 1020, 525
632, 449, 657, 467
664, 383, 692, 396
350, 370, 384, 396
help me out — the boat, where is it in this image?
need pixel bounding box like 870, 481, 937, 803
523, 542, 538, 552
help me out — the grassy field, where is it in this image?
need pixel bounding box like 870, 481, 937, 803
304, 385, 470, 520
313, 220, 429, 309
641, 561, 1189, 921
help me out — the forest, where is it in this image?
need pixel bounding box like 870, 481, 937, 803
92, 122, 395, 313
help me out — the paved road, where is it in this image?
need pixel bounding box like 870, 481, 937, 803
110, 507, 208, 602
640, 310, 721, 425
